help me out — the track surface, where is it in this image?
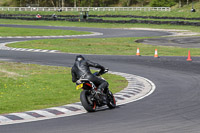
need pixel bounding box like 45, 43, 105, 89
137, 36, 200, 48
0, 25, 200, 133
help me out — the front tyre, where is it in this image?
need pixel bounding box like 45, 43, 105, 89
107, 91, 116, 109
80, 90, 96, 112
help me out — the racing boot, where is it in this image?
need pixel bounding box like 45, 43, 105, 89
95, 89, 107, 104
94, 90, 101, 100
100, 90, 107, 104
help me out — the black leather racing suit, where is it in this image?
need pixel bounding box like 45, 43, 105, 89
71, 55, 108, 92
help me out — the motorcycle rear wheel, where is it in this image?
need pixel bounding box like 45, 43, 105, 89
80, 90, 96, 112
107, 91, 116, 109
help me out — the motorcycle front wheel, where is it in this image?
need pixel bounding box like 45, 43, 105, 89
80, 90, 96, 112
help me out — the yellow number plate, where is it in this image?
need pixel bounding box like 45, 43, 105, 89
76, 84, 83, 90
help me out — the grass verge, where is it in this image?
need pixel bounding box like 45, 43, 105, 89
7, 37, 200, 56
1, 19, 200, 33
0, 10, 199, 18
0, 26, 90, 36
0, 61, 127, 114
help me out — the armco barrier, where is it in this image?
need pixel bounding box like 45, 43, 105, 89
0, 14, 79, 18
89, 15, 200, 20
85, 19, 200, 26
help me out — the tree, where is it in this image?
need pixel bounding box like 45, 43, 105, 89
137, 0, 148, 6
179, 0, 182, 7
7, 0, 187, 7
150, 0, 176, 7
50, 0, 55, 7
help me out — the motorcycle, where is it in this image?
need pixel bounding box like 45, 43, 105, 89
76, 69, 116, 112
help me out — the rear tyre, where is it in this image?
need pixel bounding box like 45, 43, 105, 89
80, 90, 96, 112
107, 91, 116, 109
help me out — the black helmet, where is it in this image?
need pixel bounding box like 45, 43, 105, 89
75, 55, 85, 61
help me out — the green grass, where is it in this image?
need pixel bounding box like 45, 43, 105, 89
0, 61, 127, 114
172, 1, 200, 13
0, 26, 90, 36
0, 0, 200, 16
1, 19, 200, 33
0, 9, 199, 17
7, 37, 200, 56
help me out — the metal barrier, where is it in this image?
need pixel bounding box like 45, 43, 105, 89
0, 7, 171, 12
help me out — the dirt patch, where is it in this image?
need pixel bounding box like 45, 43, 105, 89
0, 69, 24, 78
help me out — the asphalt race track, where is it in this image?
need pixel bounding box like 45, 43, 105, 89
0, 25, 200, 133
137, 36, 200, 48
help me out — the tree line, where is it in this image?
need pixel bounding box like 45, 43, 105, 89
2, 0, 199, 8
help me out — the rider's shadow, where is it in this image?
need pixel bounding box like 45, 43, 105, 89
91, 105, 121, 112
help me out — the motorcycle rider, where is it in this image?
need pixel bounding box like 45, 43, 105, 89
71, 55, 108, 102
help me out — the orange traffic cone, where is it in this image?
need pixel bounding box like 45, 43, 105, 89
154, 49, 159, 58
187, 50, 192, 61
136, 48, 141, 56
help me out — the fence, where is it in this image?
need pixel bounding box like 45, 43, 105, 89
0, 7, 171, 12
